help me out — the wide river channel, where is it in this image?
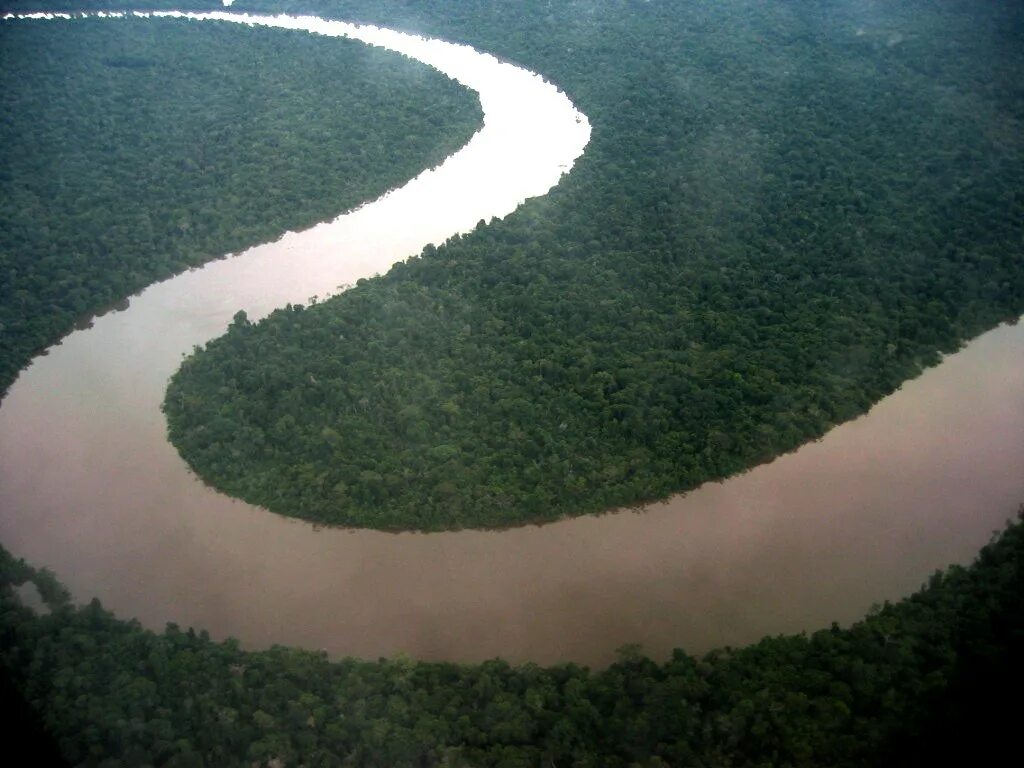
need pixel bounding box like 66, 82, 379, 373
1, 11, 1022, 667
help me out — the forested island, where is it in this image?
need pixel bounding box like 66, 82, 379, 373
0, 7, 481, 397
161, 0, 1024, 530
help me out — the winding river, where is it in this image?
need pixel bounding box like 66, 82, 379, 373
1, 11, 1022, 667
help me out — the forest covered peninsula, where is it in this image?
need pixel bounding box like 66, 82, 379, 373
0, 7, 481, 397
160, 0, 1024, 530
1, 1, 1022, 766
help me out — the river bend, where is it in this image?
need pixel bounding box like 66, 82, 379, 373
1, 11, 1021, 667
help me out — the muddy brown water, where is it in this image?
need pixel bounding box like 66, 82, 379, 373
1, 11, 1021, 667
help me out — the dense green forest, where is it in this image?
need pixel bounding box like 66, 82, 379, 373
3, 507, 1022, 766
0, 10, 481, 397
1, 2, 1022, 765
160, 0, 1024, 530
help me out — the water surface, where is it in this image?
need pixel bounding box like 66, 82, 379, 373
0, 11, 1021, 667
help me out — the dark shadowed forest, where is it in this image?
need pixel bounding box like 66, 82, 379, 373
3, 510, 1022, 766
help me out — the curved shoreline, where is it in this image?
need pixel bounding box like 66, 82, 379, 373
1, 11, 1022, 667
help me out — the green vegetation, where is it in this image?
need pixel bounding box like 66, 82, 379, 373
3, 506, 1021, 766
1, 2, 1021, 764
0, 12, 481, 396
164, 0, 1024, 530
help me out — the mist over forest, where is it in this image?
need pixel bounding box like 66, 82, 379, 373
1, 0, 1022, 765
166, 0, 1023, 530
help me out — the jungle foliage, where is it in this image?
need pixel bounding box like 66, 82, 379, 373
162, 0, 1024, 529
0, 2, 1021, 766
0, 12, 481, 396
3, 507, 1022, 767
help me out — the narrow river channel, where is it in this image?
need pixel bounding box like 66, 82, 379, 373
1, 11, 1021, 667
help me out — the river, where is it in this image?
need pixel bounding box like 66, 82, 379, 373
1, 11, 1021, 667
